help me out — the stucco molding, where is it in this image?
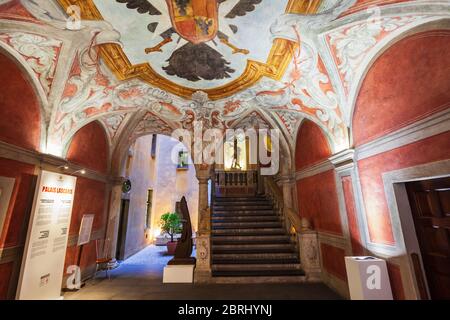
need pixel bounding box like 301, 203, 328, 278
317, 231, 348, 250
355, 107, 450, 161
295, 160, 334, 181
0, 140, 111, 183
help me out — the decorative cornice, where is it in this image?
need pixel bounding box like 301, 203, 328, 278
329, 149, 355, 172
355, 107, 450, 161
0, 141, 111, 183
295, 160, 334, 180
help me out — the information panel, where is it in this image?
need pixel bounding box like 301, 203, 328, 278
78, 214, 94, 246
16, 171, 77, 300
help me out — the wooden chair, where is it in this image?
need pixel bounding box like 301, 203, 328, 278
94, 238, 113, 279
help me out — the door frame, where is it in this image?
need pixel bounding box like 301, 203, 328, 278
381, 159, 450, 299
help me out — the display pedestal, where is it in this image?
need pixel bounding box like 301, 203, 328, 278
163, 265, 195, 283
345, 256, 393, 300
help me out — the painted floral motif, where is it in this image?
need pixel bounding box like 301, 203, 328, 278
230, 27, 346, 146
53, 48, 177, 144
0, 32, 61, 94
103, 113, 128, 141
327, 15, 426, 92
133, 112, 173, 139
275, 111, 303, 137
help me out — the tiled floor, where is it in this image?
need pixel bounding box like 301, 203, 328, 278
64, 245, 341, 300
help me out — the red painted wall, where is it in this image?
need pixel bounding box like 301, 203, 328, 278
0, 158, 35, 248
320, 243, 347, 281
387, 262, 405, 300
0, 52, 41, 151
63, 177, 107, 279
341, 176, 365, 256
358, 131, 450, 245
0, 158, 36, 300
297, 170, 342, 235
0, 262, 13, 299
67, 121, 109, 174
353, 31, 450, 146
295, 120, 331, 171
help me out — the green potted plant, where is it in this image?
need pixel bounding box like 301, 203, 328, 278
159, 212, 182, 255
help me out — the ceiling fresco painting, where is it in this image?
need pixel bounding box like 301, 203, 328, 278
0, 0, 448, 162
105, 0, 289, 88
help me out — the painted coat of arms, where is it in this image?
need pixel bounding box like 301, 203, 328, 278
117, 0, 263, 82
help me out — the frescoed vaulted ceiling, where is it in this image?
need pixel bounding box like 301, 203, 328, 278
0, 0, 449, 169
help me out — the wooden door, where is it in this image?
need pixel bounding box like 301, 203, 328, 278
406, 177, 450, 299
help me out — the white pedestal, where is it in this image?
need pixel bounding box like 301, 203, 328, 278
345, 256, 393, 300
163, 265, 195, 283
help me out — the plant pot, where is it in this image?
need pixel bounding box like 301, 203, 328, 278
166, 241, 178, 255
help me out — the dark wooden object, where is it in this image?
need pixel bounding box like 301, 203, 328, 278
168, 196, 196, 265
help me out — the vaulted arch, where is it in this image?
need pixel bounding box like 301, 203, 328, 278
0, 49, 44, 151
66, 121, 110, 174
352, 27, 450, 146
295, 119, 332, 171
348, 19, 450, 144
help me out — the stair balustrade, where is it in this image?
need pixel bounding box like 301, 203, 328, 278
264, 177, 302, 234
215, 169, 258, 197
264, 176, 322, 281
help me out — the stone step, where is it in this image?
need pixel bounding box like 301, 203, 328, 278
212, 252, 300, 265
212, 215, 279, 222
212, 243, 297, 254
206, 275, 307, 283
212, 221, 283, 229
211, 228, 286, 236
212, 263, 303, 271
213, 210, 276, 216
213, 201, 272, 206
215, 197, 267, 202
211, 269, 306, 277
214, 205, 273, 211
211, 235, 292, 244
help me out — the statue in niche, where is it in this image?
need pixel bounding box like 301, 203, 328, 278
168, 196, 196, 265
231, 138, 242, 170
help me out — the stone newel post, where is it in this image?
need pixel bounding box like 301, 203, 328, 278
194, 168, 212, 282
298, 219, 322, 281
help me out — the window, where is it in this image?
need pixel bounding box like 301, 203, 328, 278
151, 134, 157, 158
177, 150, 189, 169
145, 189, 153, 229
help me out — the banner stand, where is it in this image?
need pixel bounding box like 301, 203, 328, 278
16, 170, 77, 300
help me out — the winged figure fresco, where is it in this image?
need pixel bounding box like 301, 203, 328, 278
116, 0, 263, 82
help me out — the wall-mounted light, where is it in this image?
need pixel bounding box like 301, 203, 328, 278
72, 169, 86, 175
58, 164, 70, 170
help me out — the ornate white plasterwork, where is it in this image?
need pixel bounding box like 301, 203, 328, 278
318, 1, 450, 124
274, 110, 304, 138
133, 112, 174, 138
103, 112, 128, 142
327, 14, 427, 94
232, 111, 271, 130
0, 32, 62, 94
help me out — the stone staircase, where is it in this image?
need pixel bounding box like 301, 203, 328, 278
211, 195, 305, 280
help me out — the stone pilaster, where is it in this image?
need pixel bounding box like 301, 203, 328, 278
195, 169, 212, 282
194, 234, 211, 283
298, 230, 322, 281
105, 177, 126, 263
278, 174, 296, 209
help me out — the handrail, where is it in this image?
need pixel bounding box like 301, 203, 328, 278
264, 176, 302, 233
